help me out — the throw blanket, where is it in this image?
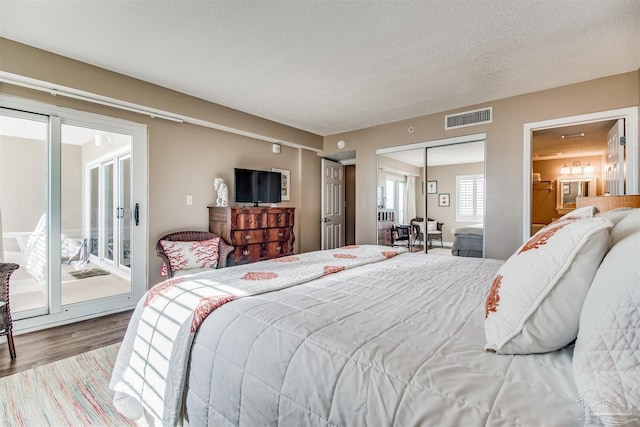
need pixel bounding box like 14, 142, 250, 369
109, 245, 406, 426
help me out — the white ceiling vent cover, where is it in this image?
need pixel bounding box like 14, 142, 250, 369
445, 107, 493, 130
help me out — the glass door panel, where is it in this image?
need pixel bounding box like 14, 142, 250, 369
0, 110, 49, 318
60, 124, 131, 305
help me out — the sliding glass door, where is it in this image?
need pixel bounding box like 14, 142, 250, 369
0, 97, 147, 330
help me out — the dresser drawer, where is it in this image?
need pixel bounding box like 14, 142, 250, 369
267, 211, 293, 228
233, 244, 263, 264
265, 228, 290, 242
235, 213, 264, 230
232, 229, 266, 245
263, 241, 290, 258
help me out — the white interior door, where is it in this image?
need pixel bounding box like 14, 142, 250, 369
321, 159, 345, 250
606, 119, 625, 195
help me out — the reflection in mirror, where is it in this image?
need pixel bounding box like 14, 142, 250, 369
376, 140, 485, 257
556, 177, 596, 215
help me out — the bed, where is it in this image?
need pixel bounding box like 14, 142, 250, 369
110, 208, 640, 426
451, 223, 483, 258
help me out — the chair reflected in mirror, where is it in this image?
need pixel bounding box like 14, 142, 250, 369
392, 224, 413, 252
411, 217, 444, 249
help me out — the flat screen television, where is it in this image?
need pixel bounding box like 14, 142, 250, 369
234, 168, 282, 206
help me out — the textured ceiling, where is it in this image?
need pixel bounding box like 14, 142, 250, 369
1, 1, 639, 136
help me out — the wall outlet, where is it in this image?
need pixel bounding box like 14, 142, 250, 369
186, 195, 193, 205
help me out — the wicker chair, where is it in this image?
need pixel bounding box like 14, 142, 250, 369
0, 263, 19, 360
410, 217, 444, 249
156, 231, 234, 278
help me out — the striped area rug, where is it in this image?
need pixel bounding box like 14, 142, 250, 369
0, 343, 137, 426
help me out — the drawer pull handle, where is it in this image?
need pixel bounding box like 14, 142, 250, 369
245, 235, 251, 241
243, 250, 250, 256
277, 215, 282, 222
276, 246, 282, 251
247, 219, 253, 224
278, 232, 284, 237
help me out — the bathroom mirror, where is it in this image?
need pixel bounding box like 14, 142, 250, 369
556, 177, 596, 215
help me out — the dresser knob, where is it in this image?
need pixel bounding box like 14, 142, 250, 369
277, 246, 282, 251
247, 219, 253, 224
243, 250, 250, 256
277, 215, 282, 222
245, 234, 251, 241
278, 232, 284, 237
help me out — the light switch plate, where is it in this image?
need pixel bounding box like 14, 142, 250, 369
186, 195, 193, 205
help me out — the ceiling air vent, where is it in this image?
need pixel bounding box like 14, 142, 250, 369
445, 107, 492, 130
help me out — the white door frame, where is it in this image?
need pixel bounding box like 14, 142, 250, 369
522, 107, 639, 243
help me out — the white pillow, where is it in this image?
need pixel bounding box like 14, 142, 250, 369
427, 221, 438, 231
573, 211, 640, 425
596, 207, 635, 228
484, 216, 612, 354
159, 237, 221, 272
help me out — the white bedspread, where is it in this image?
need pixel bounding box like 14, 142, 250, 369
109, 245, 406, 426
185, 252, 582, 426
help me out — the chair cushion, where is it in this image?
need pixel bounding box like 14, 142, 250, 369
484, 216, 612, 354
159, 237, 221, 272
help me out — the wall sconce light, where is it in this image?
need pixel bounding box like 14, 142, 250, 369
583, 162, 595, 174
337, 140, 345, 149
571, 162, 583, 174
272, 143, 281, 154
560, 163, 571, 175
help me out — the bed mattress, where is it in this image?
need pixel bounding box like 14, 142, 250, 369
185, 253, 581, 426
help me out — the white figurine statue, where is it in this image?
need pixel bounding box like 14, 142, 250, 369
214, 177, 229, 207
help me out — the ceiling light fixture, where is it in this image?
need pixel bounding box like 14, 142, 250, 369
561, 132, 586, 139
95, 134, 112, 147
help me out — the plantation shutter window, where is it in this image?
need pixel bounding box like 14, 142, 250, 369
456, 174, 484, 221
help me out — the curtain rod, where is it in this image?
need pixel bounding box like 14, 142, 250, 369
0, 72, 322, 152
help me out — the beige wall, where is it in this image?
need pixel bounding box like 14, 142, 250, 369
0, 38, 324, 286
0, 137, 83, 237
0, 136, 47, 233
323, 71, 640, 260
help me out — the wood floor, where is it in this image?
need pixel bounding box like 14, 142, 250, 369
0, 310, 132, 377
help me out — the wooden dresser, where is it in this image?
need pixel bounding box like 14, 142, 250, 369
377, 209, 395, 246
208, 206, 295, 265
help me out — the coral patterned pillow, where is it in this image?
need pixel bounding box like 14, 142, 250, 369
484, 216, 612, 354
160, 237, 220, 272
